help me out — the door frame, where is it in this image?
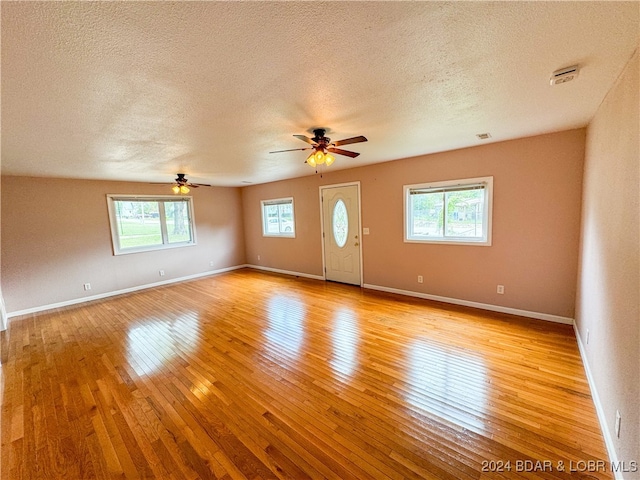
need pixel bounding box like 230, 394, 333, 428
319, 181, 363, 286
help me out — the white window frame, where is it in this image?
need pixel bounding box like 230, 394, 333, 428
107, 194, 197, 255
261, 197, 295, 238
404, 176, 493, 246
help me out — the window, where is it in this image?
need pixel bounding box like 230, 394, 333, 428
261, 197, 295, 237
332, 199, 348, 247
404, 176, 493, 245
107, 195, 196, 255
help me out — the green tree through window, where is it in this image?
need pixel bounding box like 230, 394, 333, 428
107, 195, 195, 254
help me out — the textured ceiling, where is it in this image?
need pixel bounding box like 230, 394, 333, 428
2, 2, 638, 186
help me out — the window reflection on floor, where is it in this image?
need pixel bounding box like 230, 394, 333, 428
190, 376, 215, 400
405, 340, 487, 432
265, 295, 306, 360
127, 314, 199, 376
330, 307, 360, 378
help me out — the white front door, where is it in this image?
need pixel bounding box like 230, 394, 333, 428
322, 184, 361, 285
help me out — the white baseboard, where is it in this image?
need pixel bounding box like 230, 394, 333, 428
363, 283, 574, 324
573, 323, 623, 479
246, 264, 325, 281
6, 265, 246, 318
8, 263, 572, 326
245, 269, 573, 324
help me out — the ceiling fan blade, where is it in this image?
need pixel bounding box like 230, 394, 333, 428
332, 135, 368, 147
269, 147, 313, 154
327, 147, 360, 158
293, 134, 317, 145
189, 183, 212, 187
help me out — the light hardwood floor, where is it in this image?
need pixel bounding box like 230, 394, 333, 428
1, 269, 611, 479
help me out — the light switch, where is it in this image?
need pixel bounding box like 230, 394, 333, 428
363, 227, 370, 235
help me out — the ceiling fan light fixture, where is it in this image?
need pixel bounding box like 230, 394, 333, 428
325, 152, 335, 166
271, 128, 368, 171
306, 153, 317, 167
162, 173, 211, 192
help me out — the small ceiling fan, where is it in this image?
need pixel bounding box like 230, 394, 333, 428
154, 173, 211, 194
270, 128, 368, 168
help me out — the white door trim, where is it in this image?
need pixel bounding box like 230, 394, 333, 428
0, 288, 7, 331
319, 181, 363, 286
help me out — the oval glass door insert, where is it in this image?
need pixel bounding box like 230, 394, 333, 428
333, 199, 348, 248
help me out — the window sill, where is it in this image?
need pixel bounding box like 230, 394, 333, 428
404, 238, 491, 246
113, 241, 197, 256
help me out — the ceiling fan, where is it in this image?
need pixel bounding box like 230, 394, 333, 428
270, 128, 368, 168
154, 173, 211, 194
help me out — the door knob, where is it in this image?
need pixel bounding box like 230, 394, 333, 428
354, 242, 359, 246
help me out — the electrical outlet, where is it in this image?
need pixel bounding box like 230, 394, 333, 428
615, 410, 621, 438
159, 270, 165, 277
586, 329, 590, 345
209, 261, 214, 267
417, 275, 423, 284
497, 285, 505, 294
83, 283, 91, 291
257, 255, 261, 261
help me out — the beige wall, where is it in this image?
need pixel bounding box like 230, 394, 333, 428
577, 48, 639, 465
0, 174, 5, 330
1, 177, 246, 313
5, 129, 585, 319
243, 129, 585, 319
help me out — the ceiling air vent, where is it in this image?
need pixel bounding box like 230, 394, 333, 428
476, 133, 491, 140
550, 65, 579, 85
